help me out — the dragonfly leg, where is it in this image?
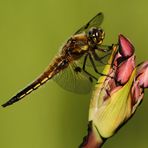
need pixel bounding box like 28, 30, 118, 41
88, 53, 114, 79
82, 54, 98, 81
92, 50, 111, 65
97, 44, 113, 52
88, 53, 103, 75
93, 45, 113, 64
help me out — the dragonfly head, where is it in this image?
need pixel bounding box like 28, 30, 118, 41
88, 27, 105, 45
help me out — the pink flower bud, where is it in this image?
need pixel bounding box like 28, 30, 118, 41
131, 80, 144, 106
119, 34, 135, 58
136, 61, 148, 88
116, 55, 135, 85
131, 61, 148, 108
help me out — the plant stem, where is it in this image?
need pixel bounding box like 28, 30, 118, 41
79, 122, 105, 148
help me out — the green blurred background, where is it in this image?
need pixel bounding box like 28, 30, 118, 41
0, 0, 148, 147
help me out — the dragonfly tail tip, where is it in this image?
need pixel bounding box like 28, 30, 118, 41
2, 102, 9, 108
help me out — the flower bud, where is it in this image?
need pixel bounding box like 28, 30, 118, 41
116, 55, 135, 85
131, 61, 148, 112
81, 34, 148, 148
119, 34, 135, 58
136, 61, 148, 88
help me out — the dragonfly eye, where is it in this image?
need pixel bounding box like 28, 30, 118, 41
88, 27, 105, 44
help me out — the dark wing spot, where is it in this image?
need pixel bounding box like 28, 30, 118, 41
74, 66, 82, 73
84, 22, 90, 29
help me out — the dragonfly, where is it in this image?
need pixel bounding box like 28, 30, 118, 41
2, 12, 113, 107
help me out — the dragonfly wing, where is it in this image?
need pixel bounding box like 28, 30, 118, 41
53, 62, 94, 94
74, 12, 104, 35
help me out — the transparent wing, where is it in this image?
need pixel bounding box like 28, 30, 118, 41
74, 12, 104, 35
53, 45, 112, 93
53, 62, 94, 94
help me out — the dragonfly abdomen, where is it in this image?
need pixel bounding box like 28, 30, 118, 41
2, 73, 51, 107
2, 56, 69, 107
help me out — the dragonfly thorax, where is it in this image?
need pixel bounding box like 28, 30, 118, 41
88, 27, 105, 45
63, 34, 89, 58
